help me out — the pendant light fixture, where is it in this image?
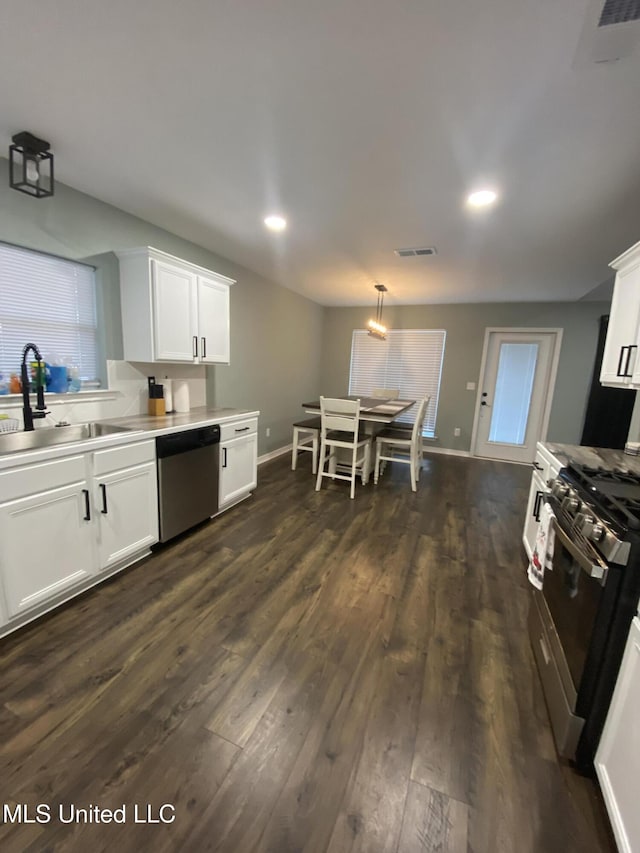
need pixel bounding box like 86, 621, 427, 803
9, 131, 54, 198
367, 283, 388, 340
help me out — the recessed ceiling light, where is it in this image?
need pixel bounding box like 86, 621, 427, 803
264, 214, 287, 232
466, 189, 498, 208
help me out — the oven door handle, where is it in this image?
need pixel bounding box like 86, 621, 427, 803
551, 516, 607, 582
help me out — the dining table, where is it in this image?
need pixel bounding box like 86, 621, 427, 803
302, 395, 416, 424
301, 395, 416, 481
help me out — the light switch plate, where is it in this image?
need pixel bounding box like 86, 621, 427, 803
466, 382, 476, 391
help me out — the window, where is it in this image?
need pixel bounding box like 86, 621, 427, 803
349, 329, 446, 437
0, 242, 99, 386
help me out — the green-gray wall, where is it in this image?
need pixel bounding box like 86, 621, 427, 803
0, 159, 323, 455
0, 156, 614, 457
321, 302, 612, 452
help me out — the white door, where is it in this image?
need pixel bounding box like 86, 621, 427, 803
152, 259, 198, 361
95, 461, 159, 570
0, 482, 95, 617
197, 276, 230, 364
219, 433, 258, 508
472, 329, 561, 463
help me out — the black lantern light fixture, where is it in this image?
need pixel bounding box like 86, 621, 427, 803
9, 131, 54, 198
367, 283, 388, 340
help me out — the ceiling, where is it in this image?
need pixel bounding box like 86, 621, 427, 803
1, 0, 640, 307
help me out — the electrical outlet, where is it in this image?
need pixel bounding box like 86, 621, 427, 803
266, 427, 271, 437
454, 427, 461, 437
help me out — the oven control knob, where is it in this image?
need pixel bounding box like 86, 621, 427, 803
576, 512, 594, 536
564, 496, 580, 513
590, 523, 605, 543
553, 483, 568, 499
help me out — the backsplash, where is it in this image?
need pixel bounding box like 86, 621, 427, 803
0, 360, 207, 429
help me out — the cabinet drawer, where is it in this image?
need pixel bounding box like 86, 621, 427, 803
534, 444, 562, 483
93, 440, 156, 476
220, 418, 257, 443
0, 455, 86, 503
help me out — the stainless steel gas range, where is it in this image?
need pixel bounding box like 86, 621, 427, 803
529, 462, 640, 774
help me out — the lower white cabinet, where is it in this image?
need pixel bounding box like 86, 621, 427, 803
596, 616, 640, 853
0, 480, 96, 618
0, 440, 158, 636
219, 419, 258, 509
522, 443, 563, 559
523, 470, 546, 559
95, 461, 158, 570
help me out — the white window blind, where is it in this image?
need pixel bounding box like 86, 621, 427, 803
0, 242, 98, 382
349, 329, 446, 436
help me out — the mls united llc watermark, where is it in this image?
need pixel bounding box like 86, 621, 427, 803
3, 803, 176, 825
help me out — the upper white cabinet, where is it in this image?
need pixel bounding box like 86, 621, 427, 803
117, 247, 235, 364
600, 240, 640, 388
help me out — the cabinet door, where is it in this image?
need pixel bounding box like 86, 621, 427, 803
601, 263, 640, 387
152, 259, 198, 361
522, 470, 546, 560
0, 482, 95, 618
197, 276, 230, 364
596, 617, 640, 853
95, 461, 159, 570
219, 433, 258, 508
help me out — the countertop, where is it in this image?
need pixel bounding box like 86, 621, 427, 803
543, 442, 640, 475
101, 407, 259, 437
0, 407, 259, 472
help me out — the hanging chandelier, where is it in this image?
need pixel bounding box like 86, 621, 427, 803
367, 283, 388, 340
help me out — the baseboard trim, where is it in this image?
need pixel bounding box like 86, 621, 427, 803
423, 446, 471, 458
261, 441, 473, 464
258, 444, 293, 465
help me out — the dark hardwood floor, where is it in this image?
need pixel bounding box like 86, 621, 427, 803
0, 452, 616, 853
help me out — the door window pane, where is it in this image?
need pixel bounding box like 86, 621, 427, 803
488, 342, 538, 445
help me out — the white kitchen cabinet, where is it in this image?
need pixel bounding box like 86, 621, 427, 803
198, 275, 231, 363
219, 418, 258, 509
596, 616, 640, 853
0, 480, 96, 618
94, 461, 158, 570
118, 246, 234, 365
0, 440, 159, 637
522, 443, 562, 559
600, 239, 640, 388
92, 439, 158, 570
523, 469, 546, 560
152, 258, 199, 362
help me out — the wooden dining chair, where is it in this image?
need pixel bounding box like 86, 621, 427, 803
315, 397, 371, 499
374, 395, 431, 492
291, 417, 321, 473
372, 388, 400, 399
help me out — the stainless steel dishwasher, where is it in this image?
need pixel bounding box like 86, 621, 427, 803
156, 425, 221, 542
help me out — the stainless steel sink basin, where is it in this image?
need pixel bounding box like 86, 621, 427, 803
0, 422, 135, 456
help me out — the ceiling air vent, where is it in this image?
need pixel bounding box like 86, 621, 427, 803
394, 246, 437, 258
599, 0, 640, 26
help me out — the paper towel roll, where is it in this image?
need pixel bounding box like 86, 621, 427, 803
163, 378, 173, 412
173, 380, 190, 413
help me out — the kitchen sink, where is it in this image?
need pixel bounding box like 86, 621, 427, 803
0, 422, 136, 456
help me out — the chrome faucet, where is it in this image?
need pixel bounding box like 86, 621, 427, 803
21, 343, 49, 431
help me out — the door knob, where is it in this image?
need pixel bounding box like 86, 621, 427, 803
481, 401, 489, 407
